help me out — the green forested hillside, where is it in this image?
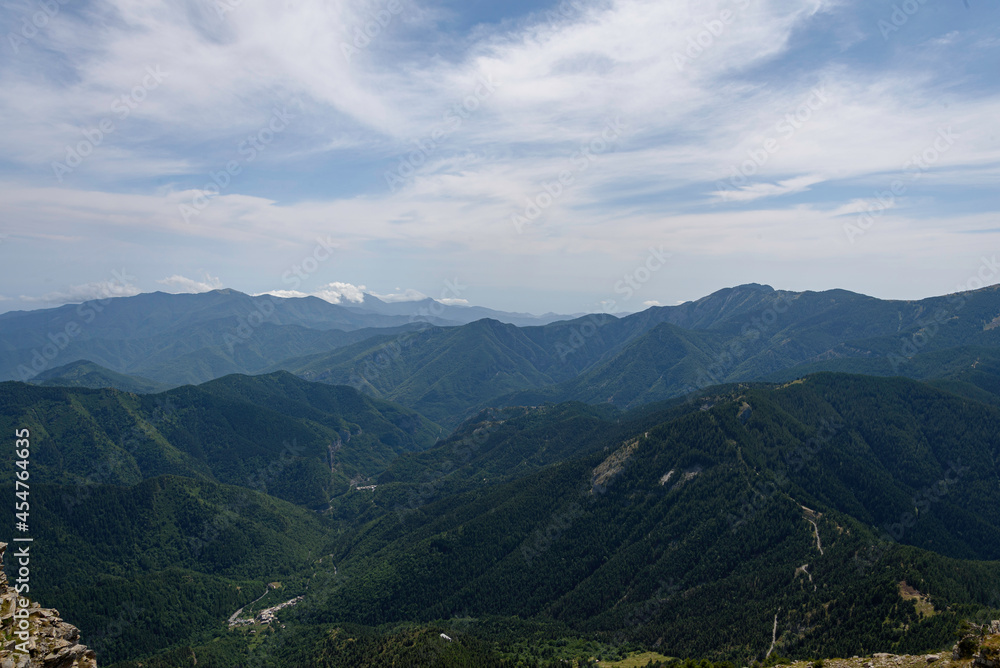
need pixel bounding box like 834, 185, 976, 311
5, 324, 1000, 667
32, 359, 169, 393
0, 372, 439, 508
274, 284, 1000, 424
280, 319, 563, 427
1, 475, 335, 664
101, 373, 995, 667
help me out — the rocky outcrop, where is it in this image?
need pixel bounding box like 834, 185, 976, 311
974, 630, 1000, 668
953, 621, 1000, 666
786, 626, 1000, 668
0, 543, 97, 668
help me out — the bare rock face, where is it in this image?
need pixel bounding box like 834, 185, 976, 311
0, 543, 97, 668
974, 630, 1000, 668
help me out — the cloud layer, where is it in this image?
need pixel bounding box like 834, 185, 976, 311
2, 0, 998, 312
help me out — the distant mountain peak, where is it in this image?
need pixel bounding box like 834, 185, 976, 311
730, 282, 775, 292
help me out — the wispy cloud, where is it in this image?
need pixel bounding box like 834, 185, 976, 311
158, 274, 224, 293
373, 288, 429, 302
1, 0, 999, 311
20, 279, 141, 304
712, 174, 827, 203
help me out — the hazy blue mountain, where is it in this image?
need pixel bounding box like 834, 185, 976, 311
273, 283, 1000, 423
0, 289, 581, 387
0, 290, 441, 384
342, 293, 583, 327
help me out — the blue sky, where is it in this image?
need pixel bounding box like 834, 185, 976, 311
1, 0, 998, 315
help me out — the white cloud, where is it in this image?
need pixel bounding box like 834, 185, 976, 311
158, 273, 224, 293
4, 0, 999, 222
2, 0, 1000, 310
642, 300, 663, 307
258, 283, 367, 304
315, 282, 367, 304
440, 298, 469, 306
711, 174, 826, 203
256, 289, 309, 299
827, 198, 899, 218
372, 288, 429, 302
20, 279, 141, 305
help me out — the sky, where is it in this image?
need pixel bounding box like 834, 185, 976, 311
0, 0, 998, 315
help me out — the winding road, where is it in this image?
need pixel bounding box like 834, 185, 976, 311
228, 587, 270, 626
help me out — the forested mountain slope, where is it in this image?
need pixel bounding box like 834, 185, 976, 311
0, 372, 439, 508
143, 373, 1000, 666
277, 284, 1000, 424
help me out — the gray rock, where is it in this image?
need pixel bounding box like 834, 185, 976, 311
0, 543, 97, 668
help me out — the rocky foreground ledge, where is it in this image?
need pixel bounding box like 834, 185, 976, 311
0, 543, 97, 668
773, 623, 1000, 668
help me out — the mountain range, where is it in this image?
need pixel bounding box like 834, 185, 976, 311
8, 282, 1000, 429
0, 289, 574, 387
2, 283, 1000, 667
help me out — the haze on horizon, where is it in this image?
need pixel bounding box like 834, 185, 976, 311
1, 0, 998, 315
